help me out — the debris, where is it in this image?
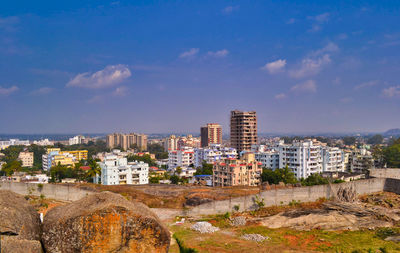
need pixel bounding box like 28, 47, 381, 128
191, 222, 220, 234
230, 216, 246, 226
241, 233, 270, 242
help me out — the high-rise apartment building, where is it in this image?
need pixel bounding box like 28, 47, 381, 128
200, 123, 222, 147
106, 133, 147, 151
230, 110, 257, 152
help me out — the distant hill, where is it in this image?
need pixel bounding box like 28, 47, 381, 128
383, 129, 400, 137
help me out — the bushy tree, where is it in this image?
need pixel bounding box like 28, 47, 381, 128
261, 165, 297, 185
383, 139, 400, 168
1, 160, 22, 176
194, 162, 213, 175
367, 134, 384, 145
301, 173, 329, 186
127, 154, 156, 166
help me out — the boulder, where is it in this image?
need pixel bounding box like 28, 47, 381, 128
42, 191, 170, 253
0, 190, 42, 253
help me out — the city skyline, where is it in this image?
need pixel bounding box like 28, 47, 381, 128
1, 1, 400, 134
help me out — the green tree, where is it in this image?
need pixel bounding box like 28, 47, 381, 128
260, 166, 297, 184
175, 167, 182, 175
127, 154, 156, 166
343, 136, 356, 146
1, 160, 22, 176
194, 162, 213, 175
367, 134, 384, 145
86, 159, 101, 181
301, 173, 329, 186
383, 139, 400, 168
170, 175, 180, 184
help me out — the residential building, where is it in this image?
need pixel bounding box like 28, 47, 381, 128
98, 155, 149, 185
230, 110, 257, 152
321, 147, 345, 172
106, 133, 148, 151
69, 135, 86, 145
164, 135, 178, 151
201, 123, 222, 147
349, 148, 375, 173
255, 150, 280, 170
42, 148, 88, 171
32, 139, 54, 146
213, 152, 262, 187
194, 144, 237, 167
0, 139, 30, 150
279, 140, 323, 179
18, 151, 34, 167
168, 146, 194, 169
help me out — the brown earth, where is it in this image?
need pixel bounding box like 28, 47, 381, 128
76, 183, 262, 208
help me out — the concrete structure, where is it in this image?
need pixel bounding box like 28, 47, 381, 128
201, 123, 222, 147
164, 135, 178, 151
18, 151, 34, 167
230, 110, 257, 152
190, 175, 213, 186
349, 148, 374, 173
42, 148, 88, 171
98, 155, 149, 185
321, 147, 345, 172
168, 146, 194, 169
32, 139, 54, 146
213, 153, 262, 187
106, 133, 148, 151
0, 139, 30, 149
68, 135, 85, 145
194, 144, 237, 168
279, 140, 323, 179
255, 150, 280, 170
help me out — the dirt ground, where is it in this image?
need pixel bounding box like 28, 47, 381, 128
75, 183, 262, 208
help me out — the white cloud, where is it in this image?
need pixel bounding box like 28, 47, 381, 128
113, 86, 129, 96
354, 80, 379, 90
290, 80, 317, 93
0, 85, 18, 95
66, 64, 131, 89
307, 12, 330, 33
275, 93, 287, 99
312, 42, 339, 56
382, 86, 400, 98
87, 95, 103, 104
289, 54, 331, 79
207, 49, 229, 58
286, 18, 296, 24
179, 48, 199, 58
222, 5, 239, 14
31, 87, 53, 95
313, 12, 330, 23
261, 59, 286, 74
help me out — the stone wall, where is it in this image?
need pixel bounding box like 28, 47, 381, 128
186, 178, 387, 216
0, 182, 93, 201
370, 168, 400, 179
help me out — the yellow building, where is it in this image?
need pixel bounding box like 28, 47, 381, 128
51, 154, 75, 167
60, 150, 88, 161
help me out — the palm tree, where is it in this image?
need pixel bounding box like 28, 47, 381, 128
86, 159, 101, 183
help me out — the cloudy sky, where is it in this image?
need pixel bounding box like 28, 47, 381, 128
0, 0, 399, 134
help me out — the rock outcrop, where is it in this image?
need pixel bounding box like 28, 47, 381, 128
0, 190, 42, 253
260, 201, 400, 231
42, 191, 170, 253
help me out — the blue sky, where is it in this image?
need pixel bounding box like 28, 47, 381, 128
0, 0, 399, 134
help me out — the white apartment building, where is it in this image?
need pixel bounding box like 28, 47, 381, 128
0, 139, 30, 150
98, 155, 149, 185
255, 150, 280, 170
168, 146, 194, 169
194, 144, 237, 168
349, 148, 374, 173
33, 139, 54, 146
321, 147, 345, 172
18, 151, 34, 167
69, 135, 85, 145
279, 140, 323, 179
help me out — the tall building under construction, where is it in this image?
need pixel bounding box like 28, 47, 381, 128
230, 110, 257, 152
